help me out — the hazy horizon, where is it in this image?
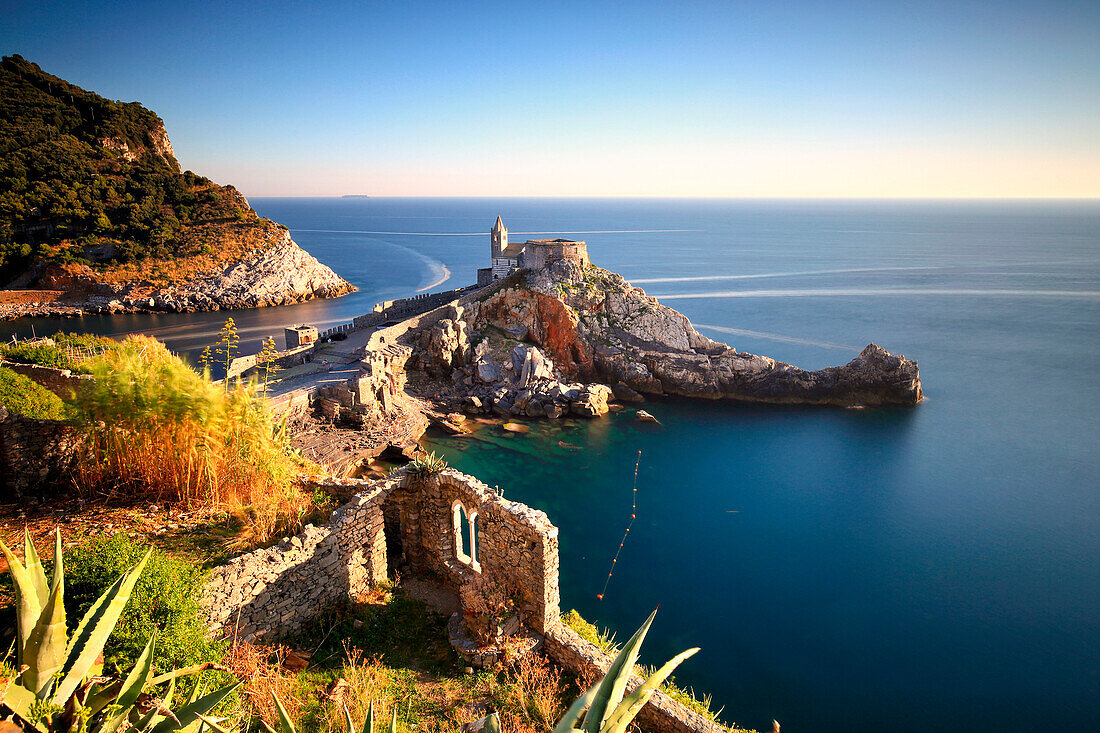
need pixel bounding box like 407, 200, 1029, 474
5, 1, 1098, 199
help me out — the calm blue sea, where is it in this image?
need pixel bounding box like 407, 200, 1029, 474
3, 198, 1098, 732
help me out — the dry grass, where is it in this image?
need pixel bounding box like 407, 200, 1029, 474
220, 641, 306, 729
498, 652, 568, 729
69, 335, 316, 547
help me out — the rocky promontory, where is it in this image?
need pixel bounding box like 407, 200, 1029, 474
0, 227, 354, 319
398, 260, 922, 413
0, 55, 355, 320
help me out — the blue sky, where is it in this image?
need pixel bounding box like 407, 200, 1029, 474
3, 0, 1098, 197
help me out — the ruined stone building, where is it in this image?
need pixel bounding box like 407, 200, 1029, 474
478, 216, 589, 286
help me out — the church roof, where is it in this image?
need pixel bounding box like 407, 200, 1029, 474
493, 215, 505, 231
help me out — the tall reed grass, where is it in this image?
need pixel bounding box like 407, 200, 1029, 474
70, 335, 314, 546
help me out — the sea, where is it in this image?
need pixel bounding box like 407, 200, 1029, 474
3, 198, 1097, 732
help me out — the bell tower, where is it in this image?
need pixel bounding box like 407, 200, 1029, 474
491, 215, 507, 258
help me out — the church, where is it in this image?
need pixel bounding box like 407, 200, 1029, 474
476, 216, 589, 286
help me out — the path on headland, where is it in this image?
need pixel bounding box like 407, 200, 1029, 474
265, 327, 377, 413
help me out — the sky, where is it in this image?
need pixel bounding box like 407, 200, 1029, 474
3, 0, 1098, 198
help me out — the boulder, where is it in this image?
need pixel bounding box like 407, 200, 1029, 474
612, 382, 645, 403
476, 358, 501, 383
571, 384, 612, 417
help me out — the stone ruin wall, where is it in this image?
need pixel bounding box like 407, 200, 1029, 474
0, 405, 78, 501
201, 468, 728, 733
1, 360, 93, 400
0, 362, 90, 500
202, 469, 560, 638
203, 477, 389, 639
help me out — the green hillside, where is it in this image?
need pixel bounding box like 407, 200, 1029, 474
0, 54, 267, 284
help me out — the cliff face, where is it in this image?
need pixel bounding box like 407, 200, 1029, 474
0, 54, 355, 316
433, 260, 922, 408
1, 227, 353, 319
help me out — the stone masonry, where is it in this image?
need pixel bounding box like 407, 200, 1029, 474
202, 467, 732, 733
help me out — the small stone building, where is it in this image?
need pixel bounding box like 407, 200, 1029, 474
284, 325, 318, 349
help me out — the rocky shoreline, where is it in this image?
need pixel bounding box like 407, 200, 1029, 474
401, 260, 922, 417
290, 258, 922, 476
0, 229, 354, 321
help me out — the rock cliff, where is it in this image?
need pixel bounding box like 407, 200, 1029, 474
407, 260, 922, 409
1, 228, 354, 319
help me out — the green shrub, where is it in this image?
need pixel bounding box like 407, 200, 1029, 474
561, 608, 619, 653
0, 365, 67, 419
0, 333, 116, 372
63, 533, 223, 671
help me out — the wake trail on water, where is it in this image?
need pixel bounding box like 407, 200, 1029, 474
631, 265, 946, 284
657, 288, 1100, 300
294, 228, 700, 236
694, 324, 858, 352
632, 260, 1097, 285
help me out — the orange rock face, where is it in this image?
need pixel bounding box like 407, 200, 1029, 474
477, 288, 595, 379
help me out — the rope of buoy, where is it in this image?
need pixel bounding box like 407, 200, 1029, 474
598, 450, 641, 600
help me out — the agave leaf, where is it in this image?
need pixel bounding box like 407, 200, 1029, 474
91, 636, 156, 729
50, 529, 63, 595
599, 647, 700, 733
270, 692, 298, 733
553, 681, 598, 733
23, 529, 49, 607
581, 608, 657, 733
22, 572, 67, 697
387, 708, 397, 733
343, 704, 355, 733
54, 548, 152, 704
148, 682, 240, 733
0, 538, 43, 665
148, 661, 230, 687
361, 699, 374, 733
193, 713, 233, 733
483, 713, 501, 733
0, 676, 48, 732
117, 636, 157, 711
137, 677, 177, 733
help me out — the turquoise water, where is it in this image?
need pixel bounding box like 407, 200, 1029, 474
3, 199, 1098, 731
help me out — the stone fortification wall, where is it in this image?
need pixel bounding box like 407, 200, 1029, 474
0, 406, 78, 500
0, 360, 93, 400
542, 625, 728, 733
521, 240, 589, 271
226, 343, 315, 381
344, 285, 482, 334
201, 467, 718, 733
202, 468, 560, 637
203, 476, 389, 640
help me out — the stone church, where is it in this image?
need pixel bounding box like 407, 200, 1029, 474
477, 216, 589, 286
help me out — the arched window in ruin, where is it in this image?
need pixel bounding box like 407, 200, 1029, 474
451, 500, 480, 571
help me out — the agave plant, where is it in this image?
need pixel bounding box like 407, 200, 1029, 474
0, 529, 239, 733
554, 608, 699, 733
270, 695, 400, 733
404, 451, 448, 479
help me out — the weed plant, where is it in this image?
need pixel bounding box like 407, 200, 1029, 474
70, 335, 313, 546
0, 365, 67, 419
64, 533, 223, 671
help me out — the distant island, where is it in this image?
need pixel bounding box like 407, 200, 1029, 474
341, 194, 371, 199
0, 55, 354, 319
